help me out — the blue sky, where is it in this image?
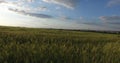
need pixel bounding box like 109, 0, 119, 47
0, 0, 120, 31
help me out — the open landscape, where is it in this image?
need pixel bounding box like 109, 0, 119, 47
0, 26, 120, 63
0, 0, 120, 63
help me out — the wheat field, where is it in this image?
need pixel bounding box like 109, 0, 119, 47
0, 26, 120, 63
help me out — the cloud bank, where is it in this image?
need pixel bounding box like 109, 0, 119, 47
99, 16, 120, 21
8, 8, 52, 18
0, 0, 50, 18
99, 16, 120, 25
42, 0, 79, 9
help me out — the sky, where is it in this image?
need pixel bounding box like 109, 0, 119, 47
0, 0, 120, 31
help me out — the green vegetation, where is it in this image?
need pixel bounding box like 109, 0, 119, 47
0, 26, 120, 63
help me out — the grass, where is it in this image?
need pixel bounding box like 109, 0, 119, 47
0, 26, 120, 63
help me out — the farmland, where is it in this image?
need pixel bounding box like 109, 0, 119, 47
0, 26, 120, 63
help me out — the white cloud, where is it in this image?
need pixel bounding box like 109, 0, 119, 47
108, 0, 120, 7
99, 16, 120, 25
0, 0, 48, 13
99, 16, 120, 21
17, 0, 34, 3
8, 8, 52, 18
0, 0, 5, 3
42, 0, 79, 9
35, 6, 48, 11
27, 0, 34, 2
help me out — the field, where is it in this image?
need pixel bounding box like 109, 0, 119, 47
0, 26, 120, 63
